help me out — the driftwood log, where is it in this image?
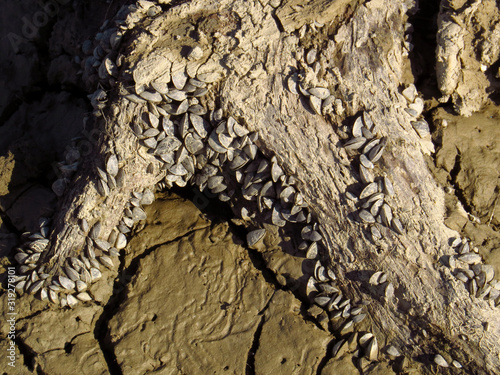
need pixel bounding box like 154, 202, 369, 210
33, 0, 499, 373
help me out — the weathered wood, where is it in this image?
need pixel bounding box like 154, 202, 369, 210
39, 0, 499, 373
42, 100, 164, 274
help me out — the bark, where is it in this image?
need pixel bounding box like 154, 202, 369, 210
37, 0, 499, 373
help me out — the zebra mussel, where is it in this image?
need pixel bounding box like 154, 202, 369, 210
287, 57, 405, 240
341, 113, 403, 237
445, 236, 500, 307
401, 84, 430, 139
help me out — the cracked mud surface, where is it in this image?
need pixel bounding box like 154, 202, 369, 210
0, 0, 499, 374
0, 193, 339, 374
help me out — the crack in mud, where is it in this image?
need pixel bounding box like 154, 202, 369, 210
245, 313, 266, 375
227, 224, 334, 337
38, 330, 90, 357
93, 225, 209, 375
227, 221, 330, 329
315, 337, 336, 375
93, 301, 122, 372
20, 332, 94, 359
243, 294, 276, 374
124, 226, 210, 279
16, 309, 46, 323
449, 147, 476, 219
14, 336, 40, 374
240, 247, 285, 291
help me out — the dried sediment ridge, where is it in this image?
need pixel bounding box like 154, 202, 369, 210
6, 0, 500, 373
436, 0, 499, 117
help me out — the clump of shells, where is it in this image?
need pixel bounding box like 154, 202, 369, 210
445, 236, 500, 306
